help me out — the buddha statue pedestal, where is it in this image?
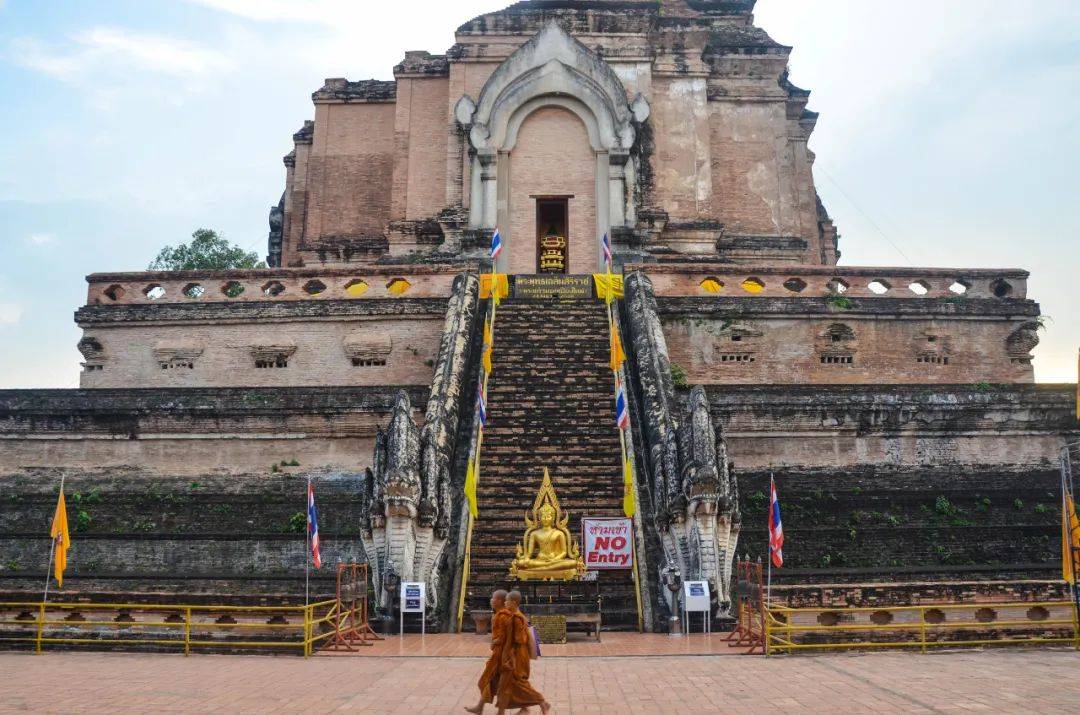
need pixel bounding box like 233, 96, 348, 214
509, 468, 586, 581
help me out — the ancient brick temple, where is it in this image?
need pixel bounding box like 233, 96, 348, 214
1, 1, 1076, 630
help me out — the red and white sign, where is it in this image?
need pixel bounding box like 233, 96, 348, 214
582, 517, 634, 570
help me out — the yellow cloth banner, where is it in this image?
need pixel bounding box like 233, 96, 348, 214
482, 318, 493, 374
479, 273, 509, 303
622, 457, 636, 518
592, 274, 624, 302
50, 490, 70, 587
1063, 492, 1080, 582
609, 323, 626, 373
464, 459, 478, 519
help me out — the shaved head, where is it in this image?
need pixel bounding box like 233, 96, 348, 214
507, 590, 522, 604
493, 589, 508, 602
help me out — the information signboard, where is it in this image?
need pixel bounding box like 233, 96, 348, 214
582, 517, 634, 570
400, 581, 426, 637
682, 580, 712, 634
514, 274, 593, 300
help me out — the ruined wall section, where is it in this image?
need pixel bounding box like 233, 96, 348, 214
77, 268, 461, 389
0, 387, 427, 476
645, 264, 1039, 385
300, 80, 397, 263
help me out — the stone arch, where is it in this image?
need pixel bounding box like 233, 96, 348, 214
456, 21, 650, 269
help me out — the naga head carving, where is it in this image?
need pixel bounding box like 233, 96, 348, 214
381, 390, 422, 518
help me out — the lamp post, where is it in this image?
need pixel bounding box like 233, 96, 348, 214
662, 563, 682, 636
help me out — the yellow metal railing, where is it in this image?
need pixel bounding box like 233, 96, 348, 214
0, 599, 347, 657
764, 600, 1079, 654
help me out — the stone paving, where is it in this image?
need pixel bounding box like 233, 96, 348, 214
4, 645, 1080, 713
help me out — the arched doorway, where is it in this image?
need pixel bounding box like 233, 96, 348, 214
507, 106, 596, 274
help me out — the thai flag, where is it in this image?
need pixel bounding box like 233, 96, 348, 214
307, 481, 322, 569
602, 232, 612, 267
615, 382, 629, 430
476, 384, 487, 427
490, 228, 503, 260
768, 476, 783, 568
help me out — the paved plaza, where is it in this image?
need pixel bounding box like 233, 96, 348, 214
3, 641, 1080, 713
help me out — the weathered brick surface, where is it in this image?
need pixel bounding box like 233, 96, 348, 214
0, 387, 426, 475
304, 102, 395, 248
507, 107, 598, 274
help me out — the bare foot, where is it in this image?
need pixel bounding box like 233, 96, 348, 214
464, 706, 484, 714
539, 702, 552, 715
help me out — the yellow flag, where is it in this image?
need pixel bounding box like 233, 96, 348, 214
464, 459, 478, 519
480, 273, 508, 304
609, 324, 625, 373
482, 318, 493, 373
50, 490, 71, 587
1063, 492, 1080, 582
622, 457, 636, 518
592, 274, 624, 302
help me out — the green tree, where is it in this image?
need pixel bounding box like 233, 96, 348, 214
148, 229, 265, 271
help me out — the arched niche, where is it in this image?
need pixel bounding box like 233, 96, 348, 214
455, 21, 650, 272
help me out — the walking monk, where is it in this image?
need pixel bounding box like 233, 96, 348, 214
496, 590, 551, 715
465, 590, 510, 714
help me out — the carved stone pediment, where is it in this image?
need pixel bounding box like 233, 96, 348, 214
77, 336, 105, 363
913, 329, 953, 361
816, 323, 857, 356
1005, 322, 1040, 360
343, 332, 392, 362
152, 342, 204, 367
249, 345, 296, 361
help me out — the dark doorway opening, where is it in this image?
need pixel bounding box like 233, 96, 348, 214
535, 197, 569, 274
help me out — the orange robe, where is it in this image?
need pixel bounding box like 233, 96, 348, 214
479, 609, 511, 703
496, 610, 545, 709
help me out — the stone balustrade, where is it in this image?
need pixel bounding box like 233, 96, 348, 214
631, 264, 1030, 301
85, 266, 462, 305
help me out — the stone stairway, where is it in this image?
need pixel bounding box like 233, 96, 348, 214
464, 294, 639, 628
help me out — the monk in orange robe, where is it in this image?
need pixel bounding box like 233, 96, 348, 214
465, 590, 510, 714
496, 590, 551, 715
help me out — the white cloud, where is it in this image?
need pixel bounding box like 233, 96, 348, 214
25, 233, 55, 245
10, 26, 234, 85
0, 303, 22, 326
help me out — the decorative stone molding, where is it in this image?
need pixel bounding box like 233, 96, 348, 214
360, 273, 479, 616
455, 21, 650, 265
152, 342, 204, 370
77, 336, 106, 371
1006, 322, 1040, 364
623, 271, 740, 619
343, 332, 392, 365
248, 345, 296, 368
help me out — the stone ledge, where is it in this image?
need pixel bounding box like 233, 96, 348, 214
76, 298, 450, 325
657, 296, 1040, 318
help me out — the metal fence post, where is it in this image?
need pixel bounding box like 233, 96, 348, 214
304, 605, 311, 657
35, 602, 45, 654
920, 607, 927, 654
184, 607, 192, 656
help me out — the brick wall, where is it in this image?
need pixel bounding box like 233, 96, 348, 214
507, 106, 598, 274
0, 387, 426, 475
397, 77, 450, 221
306, 103, 395, 241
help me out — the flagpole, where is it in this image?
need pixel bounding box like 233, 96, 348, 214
42, 473, 66, 605
766, 473, 773, 608
305, 474, 311, 609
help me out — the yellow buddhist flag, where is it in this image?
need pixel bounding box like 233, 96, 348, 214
480, 273, 508, 304
482, 318, 494, 373
622, 456, 636, 518
1063, 491, 1080, 583
609, 323, 626, 373
592, 274, 623, 302
50, 490, 71, 587
464, 459, 478, 519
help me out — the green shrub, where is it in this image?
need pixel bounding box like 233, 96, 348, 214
670, 362, 688, 388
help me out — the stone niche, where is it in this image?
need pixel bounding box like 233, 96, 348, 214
152, 342, 205, 371
343, 331, 392, 367
248, 344, 297, 369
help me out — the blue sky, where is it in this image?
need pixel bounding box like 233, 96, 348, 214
0, 0, 1077, 387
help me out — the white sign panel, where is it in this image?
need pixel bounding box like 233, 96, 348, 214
683, 580, 710, 612
400, 582, 425, 613
582, 517, 634, 570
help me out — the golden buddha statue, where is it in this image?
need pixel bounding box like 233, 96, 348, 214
509, 469, 586, 581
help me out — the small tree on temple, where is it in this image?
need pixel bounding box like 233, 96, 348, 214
148, 229, 266, 271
